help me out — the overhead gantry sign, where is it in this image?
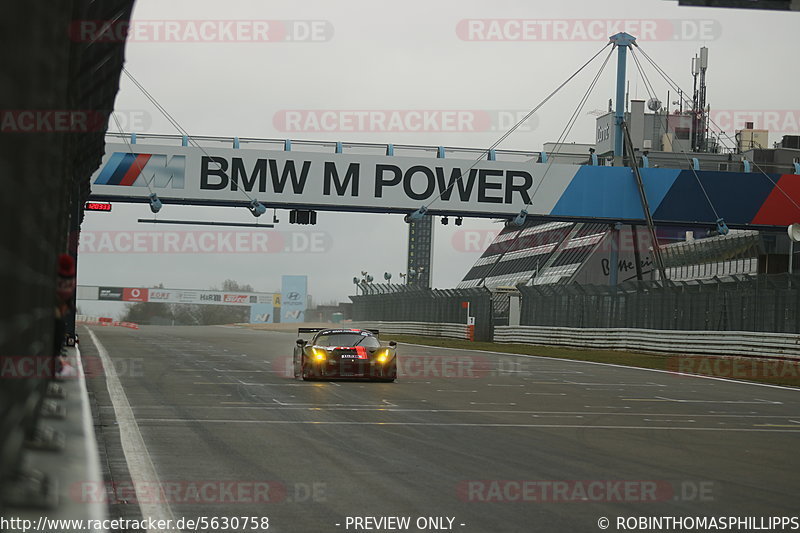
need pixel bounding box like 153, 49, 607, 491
89, 141, 800, 229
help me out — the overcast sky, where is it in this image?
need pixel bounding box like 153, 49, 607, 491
77, 0, 800, 318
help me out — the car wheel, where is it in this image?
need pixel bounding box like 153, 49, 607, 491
378, 361, 397, 382
301, 357, 314, 381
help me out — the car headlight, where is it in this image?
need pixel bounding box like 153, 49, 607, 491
312, 348, 326, 361
376, 350, 390, 363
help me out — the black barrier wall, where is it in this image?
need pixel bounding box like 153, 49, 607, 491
0, 0, 133, 509
350, 285, 494, 341
518, 273, 800, 333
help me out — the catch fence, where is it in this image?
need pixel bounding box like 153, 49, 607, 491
350, 285, 494, 341
518, 273, 800, 333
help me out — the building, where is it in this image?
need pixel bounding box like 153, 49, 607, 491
458, 107, 798, 289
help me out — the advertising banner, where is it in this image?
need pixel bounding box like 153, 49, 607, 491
280, 275, 307, 323
87, 143, 800, 228
79, 286, 276, 306
249, 303, 274, 324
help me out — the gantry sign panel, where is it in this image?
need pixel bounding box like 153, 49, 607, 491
89, 143, 800, 229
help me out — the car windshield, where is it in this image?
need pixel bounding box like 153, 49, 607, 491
314, 333, 379, 348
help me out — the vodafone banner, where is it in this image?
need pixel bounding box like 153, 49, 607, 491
78, 286, 277, 306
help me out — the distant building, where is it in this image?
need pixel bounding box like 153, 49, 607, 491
457, 104, 798, 290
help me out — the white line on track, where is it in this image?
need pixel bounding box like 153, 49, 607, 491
113, 406, 800, 418
653, 396, 782, 405
565, 381, 667, 387
272, 398, 397, 407
211, 369, 271, 373
75, 343, 107, 523
86, 328, 175, 531
399, 342, 800, 391
132, 418, 800, 433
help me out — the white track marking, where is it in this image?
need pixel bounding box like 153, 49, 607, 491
132, 418, 800, 433
86, 328, 175, 530
651, 396, 782, 405
399, 342, 800, 391
75, 344, 107, 523
103, 406, 800, 418
272, 398, 397, 407
565, 381, 667, 387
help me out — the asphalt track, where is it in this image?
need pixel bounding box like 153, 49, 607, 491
81, 325, 800, 533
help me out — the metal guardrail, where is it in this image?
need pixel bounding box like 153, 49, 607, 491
352, 318, 800, 359
494, 326, 800, 359
350, 286, 494, 341
353, 321, 470, 340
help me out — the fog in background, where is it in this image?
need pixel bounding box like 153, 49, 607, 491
77, 0, 800, 318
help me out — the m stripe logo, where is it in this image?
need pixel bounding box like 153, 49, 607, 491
95, 152, 186, 189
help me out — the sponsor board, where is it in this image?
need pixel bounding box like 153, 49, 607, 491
281, 276, 307, 323
88, 143, 800, 228
79, 286, 276, 306
250, 303, 274, 324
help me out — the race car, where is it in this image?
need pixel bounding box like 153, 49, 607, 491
293, 328, 397, 382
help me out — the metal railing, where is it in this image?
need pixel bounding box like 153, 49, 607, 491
350, 286, 494, 341
494, 326, 800, 359
518, 273, 800, 333
353, 321, 470, 340
105, 132, 541, 161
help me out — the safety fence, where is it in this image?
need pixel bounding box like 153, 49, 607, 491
350, 286, 493, 341
494, 326, 800, 359
353, 321, 470, 340
348, 274, 799, 359
519, 273, 800, 333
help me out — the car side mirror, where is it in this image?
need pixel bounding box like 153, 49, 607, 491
388, 341, 397, 347
296, 339, 306, 346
